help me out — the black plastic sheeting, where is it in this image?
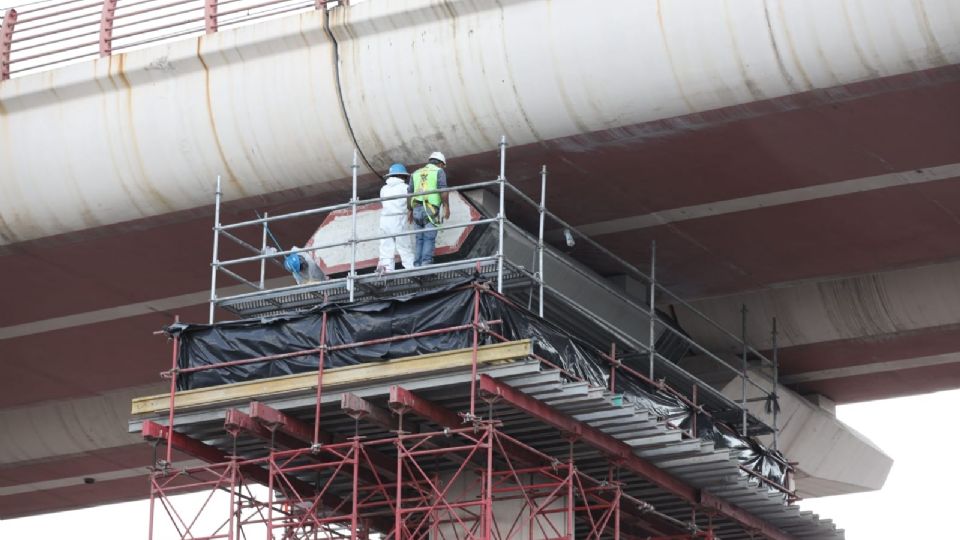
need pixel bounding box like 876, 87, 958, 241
166, 280, 788, 494
169, 284, 477, 390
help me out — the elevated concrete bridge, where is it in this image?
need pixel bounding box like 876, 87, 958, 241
1, 0, 958, 522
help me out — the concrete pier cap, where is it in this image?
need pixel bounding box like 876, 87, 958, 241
718, 369, 893, 498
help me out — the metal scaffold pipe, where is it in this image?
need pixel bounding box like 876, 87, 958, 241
538, 164, 546, 318
741, 304, 748, 437
259, 211, 269, 290
648, 240, 656, 380
772, 316, 780, 451
208, 175, 222, 324
497, 135, 506, 293
349, 148, 358, 302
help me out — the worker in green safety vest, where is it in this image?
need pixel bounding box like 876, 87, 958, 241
407, 151, 451, 266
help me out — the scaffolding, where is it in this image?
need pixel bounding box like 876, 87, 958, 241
136, 139, 845, 540
205, 137, 781, 442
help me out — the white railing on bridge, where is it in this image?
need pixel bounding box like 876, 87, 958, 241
0, 0, 352, 79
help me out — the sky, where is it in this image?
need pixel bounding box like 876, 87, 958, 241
1, 388, 958, 539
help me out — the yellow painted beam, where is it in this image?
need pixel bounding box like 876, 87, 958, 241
131, 340, 532, 416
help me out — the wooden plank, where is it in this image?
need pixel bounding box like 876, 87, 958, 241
131, 340, 532, 415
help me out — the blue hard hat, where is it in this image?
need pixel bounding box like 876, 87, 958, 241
387, 163, 409, 177
284, 254, 303, 274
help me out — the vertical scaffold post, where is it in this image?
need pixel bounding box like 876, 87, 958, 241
228, 461, 237, 540
497, 135, 507, 293
485, 424, 495, 540
165, 315, 180, 466
613, 488, 621, 540
208, 176, 222, 324
772, 317, 780, 450
740, 304, 748, 437
349, 149, 359, 302
312, 311, 329, 448
147, 475, 157, 540
608, 342, 617, 392
538, 165, 547, 317
394, 421, 405, 538
351, 438, 360, 539
0, 9, 16, 81
648, 240, 656, 380
692, 384, 699, 439
566, 456, 574, 540
468, 285, 481, 419
259, 212, 269, 289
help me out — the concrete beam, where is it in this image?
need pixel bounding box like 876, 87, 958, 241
718, 370, 893, 498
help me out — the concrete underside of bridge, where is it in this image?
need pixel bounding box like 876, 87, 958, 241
1, 0, 957, 522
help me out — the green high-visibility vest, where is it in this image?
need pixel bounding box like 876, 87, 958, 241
410, 164, 443, 209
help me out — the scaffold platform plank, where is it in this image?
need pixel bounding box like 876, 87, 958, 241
131, 340, 532, 415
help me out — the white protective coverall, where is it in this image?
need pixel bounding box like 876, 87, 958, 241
378, 176, 416, 271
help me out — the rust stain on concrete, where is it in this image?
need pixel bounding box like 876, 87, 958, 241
117, 54, 175, 213
196, 38, 244, 197
655, 0, 695, 112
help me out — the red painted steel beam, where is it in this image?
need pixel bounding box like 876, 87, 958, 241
389, 387, 687, 537
143, 419, 396, 534
141, 420, 314, 498
249, 401, 329, 444
249, 401, 395, 479
225, 408, 308, 450
388, 385, 462, 427
389, 384, 556, 465
389, 385, 552, 468
341, 392, 400, 431
1, 9, 16, 80
478, 376, 797, 540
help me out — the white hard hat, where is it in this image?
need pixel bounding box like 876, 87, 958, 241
429, 151, 446, 164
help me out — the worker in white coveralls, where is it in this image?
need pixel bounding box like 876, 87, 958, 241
408, 151, 451, 266
377, 163, 416, 273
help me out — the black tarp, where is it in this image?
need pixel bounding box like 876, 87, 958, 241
166, 279, 788, 493
170, 284, 479, 390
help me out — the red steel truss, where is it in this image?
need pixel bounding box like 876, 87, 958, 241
145, 281, 797, 540
146, 419, 658, 540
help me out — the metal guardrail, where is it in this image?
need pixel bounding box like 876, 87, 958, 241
0, 0, 337, 79
207, 136, 785, 453
207, 139, 511, 322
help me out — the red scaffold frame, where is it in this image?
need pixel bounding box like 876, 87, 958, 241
145, 418, 647, 540
145, 280, 800, 540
